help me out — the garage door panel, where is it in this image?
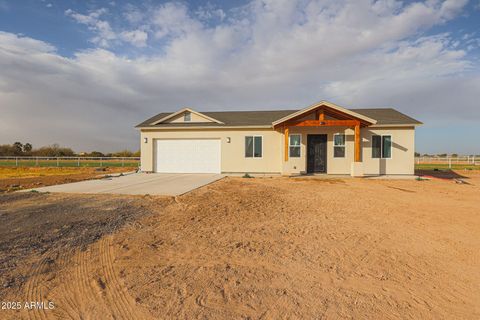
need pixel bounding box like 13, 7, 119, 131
155, 139, 221, 173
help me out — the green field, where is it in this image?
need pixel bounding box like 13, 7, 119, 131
415, 163, 479, 170
0, 160, 139, 168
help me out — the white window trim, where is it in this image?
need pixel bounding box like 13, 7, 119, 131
333, 133, 346, 158
372, 134, 392, 159
288, 134, 301, 158
245, 135, 263, 159
184, 112, 191, 122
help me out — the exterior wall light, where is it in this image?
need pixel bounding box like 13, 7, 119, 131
144, 137, 148, 143
227, 137, 231, 143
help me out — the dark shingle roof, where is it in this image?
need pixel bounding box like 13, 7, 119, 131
136, 108, 421, 128
350, 108, 422, 125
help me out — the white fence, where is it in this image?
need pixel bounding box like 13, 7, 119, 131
0, 156, 140, 167
415, 156, 479, 168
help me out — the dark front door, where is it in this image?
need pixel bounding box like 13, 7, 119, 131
307, 134, 327, 173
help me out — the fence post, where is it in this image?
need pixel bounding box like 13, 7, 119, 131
448, 157, 452, 169
100, 157, 103, 167
36, 157, 38, 166
78, 157, 80, 167
57, 157, 59, 167
122, 157, 125, 167
16, 157, 18, 167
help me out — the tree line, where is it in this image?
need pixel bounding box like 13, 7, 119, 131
415, 152, 480, 157
0, 142, 140, 157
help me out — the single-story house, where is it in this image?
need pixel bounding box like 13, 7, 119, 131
136, 101, 422, 176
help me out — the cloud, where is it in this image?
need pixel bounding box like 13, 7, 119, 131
65, 8, 116, 47
123, 5, 144, 24
151, 2, 202, 39
1, 0, 479, 153
120, 30, 148, 47
195, 3, 226, 21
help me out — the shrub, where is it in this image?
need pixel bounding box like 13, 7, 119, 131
32, 144, 75, 157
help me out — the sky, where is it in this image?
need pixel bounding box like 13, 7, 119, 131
0, 0, 479, 154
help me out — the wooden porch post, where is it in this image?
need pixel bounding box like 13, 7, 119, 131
315, 109, 325, 121
354, 123, 361, 162
319, 110, 325, 121
284, 126, 289, 162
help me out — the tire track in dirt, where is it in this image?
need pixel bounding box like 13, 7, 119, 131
53, 248, 96, 319
75, 247, 101, 317
18, 237, 150, 320
24, 256, 50, 320
97, 236, 150, 319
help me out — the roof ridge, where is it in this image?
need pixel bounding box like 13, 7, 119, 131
203, 109, 299, 113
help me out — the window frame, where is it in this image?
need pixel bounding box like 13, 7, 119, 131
372, 134, 392, 159
245, 135, 263, 159
333, 133, 346, 158
288, 134, 301, 158
184, 112, 191, 122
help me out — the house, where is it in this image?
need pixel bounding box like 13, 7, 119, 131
136, 101, 422, 176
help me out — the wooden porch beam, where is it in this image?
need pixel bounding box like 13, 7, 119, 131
288, 119, 360, 127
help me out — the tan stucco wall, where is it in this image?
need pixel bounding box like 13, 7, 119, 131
140, 126, 415, 175
281, 126, 415, 175
362, 127, 415, 175
140, 129, 283, 173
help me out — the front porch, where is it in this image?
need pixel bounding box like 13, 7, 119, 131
273, 101, 377, 177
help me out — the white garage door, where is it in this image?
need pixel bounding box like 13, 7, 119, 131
155, 139, 221, 173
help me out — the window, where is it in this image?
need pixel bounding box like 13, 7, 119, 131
382, 135, 392, 158
184, 112, 191, 122
289, 134, 301, 157
333, 133, 345, 158
245, 136, 262, 158
372, 135, 392, 159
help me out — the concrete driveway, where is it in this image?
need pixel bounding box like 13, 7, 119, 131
28, 173, 224, 196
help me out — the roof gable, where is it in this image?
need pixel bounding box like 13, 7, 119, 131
272, 101, 377, 127
151, 108, 224, 125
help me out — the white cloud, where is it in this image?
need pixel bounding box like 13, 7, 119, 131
120, 30, 148, 47
151, 2, 202, 39
1, 0, 479, 153
195, 3, 226, 21
123, 5, 144, 24
65, 8, 116, 47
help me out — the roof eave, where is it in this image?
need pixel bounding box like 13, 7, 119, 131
370, 123, 423, 128
137, 125, 274, 130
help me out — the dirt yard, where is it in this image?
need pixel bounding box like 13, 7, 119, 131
0, 167, 137, 192
0, 175, 479, 319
